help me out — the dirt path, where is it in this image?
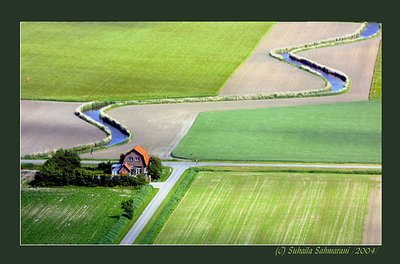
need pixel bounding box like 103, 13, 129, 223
219, 22, 360, 96
362, 179, 382, 244
21, 101, 105, 156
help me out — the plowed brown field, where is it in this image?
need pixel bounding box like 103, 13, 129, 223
298, 35, 382, 100
21, 100, 105, 156
219, 22, 360, 96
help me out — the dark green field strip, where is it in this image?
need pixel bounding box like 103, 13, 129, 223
173, 100, 381, 163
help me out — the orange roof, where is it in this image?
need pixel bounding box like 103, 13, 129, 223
122, 162, 131, 170
133, 145, 150, 166
118, 163, 131, 174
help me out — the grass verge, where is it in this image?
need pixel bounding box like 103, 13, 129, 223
156, 166, 173, 182
98, 185, 158, 244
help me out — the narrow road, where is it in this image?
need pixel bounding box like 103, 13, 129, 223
20, 159, 382, 169
120, 162, 191, 245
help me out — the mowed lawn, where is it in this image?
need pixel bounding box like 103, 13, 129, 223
21, 22, 273, 101
21, 187, 138, 244
172, 100, 381, 163
155, 171, 379, 244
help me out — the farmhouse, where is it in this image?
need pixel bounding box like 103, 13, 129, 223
111, 145, 150, 176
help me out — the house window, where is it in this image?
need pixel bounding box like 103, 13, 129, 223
135, 168, 142, 175
128, 157, 133, 162
135, 157, 139, 161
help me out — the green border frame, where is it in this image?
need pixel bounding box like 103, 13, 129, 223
7, 0, 394, 262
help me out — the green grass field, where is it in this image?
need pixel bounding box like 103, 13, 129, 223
21, 186, 154, 244
370, 42, 382, 99
172, 100, 381, 163
21, 22, 273, 101
154, 170, 379, 244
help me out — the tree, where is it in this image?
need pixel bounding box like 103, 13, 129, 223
148, 156, 162, 181
31, 149, 81, 186
97, 161, 114, 174
121, 199, 134, 219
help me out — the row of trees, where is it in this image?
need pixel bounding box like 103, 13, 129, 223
29, 149, 148, 187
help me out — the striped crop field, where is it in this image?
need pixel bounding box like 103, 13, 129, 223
154, 171, 380, 244
21, 186, 151, 244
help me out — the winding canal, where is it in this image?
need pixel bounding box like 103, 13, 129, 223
82, 23, 381, 148
83, 109, 129, 147
280, 22, 380, 93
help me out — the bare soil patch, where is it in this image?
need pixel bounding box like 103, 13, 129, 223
21, 100, 105, 156
219, 22, 361, 96
299, 34, 382, 100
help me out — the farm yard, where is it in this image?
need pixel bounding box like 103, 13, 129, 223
150, 169, 380, 244
21, 186, 156, 244
21, 22, 273, 101
172, 100, 382, 163
20, 21, 382, 245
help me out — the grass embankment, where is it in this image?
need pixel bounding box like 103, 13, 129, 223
148, 168, 380, 244
21, 186, 157, 244
157, 166, 173, 182
173, 100, 381, 163
21, 22, 273, 101
370, 42, 382, 99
